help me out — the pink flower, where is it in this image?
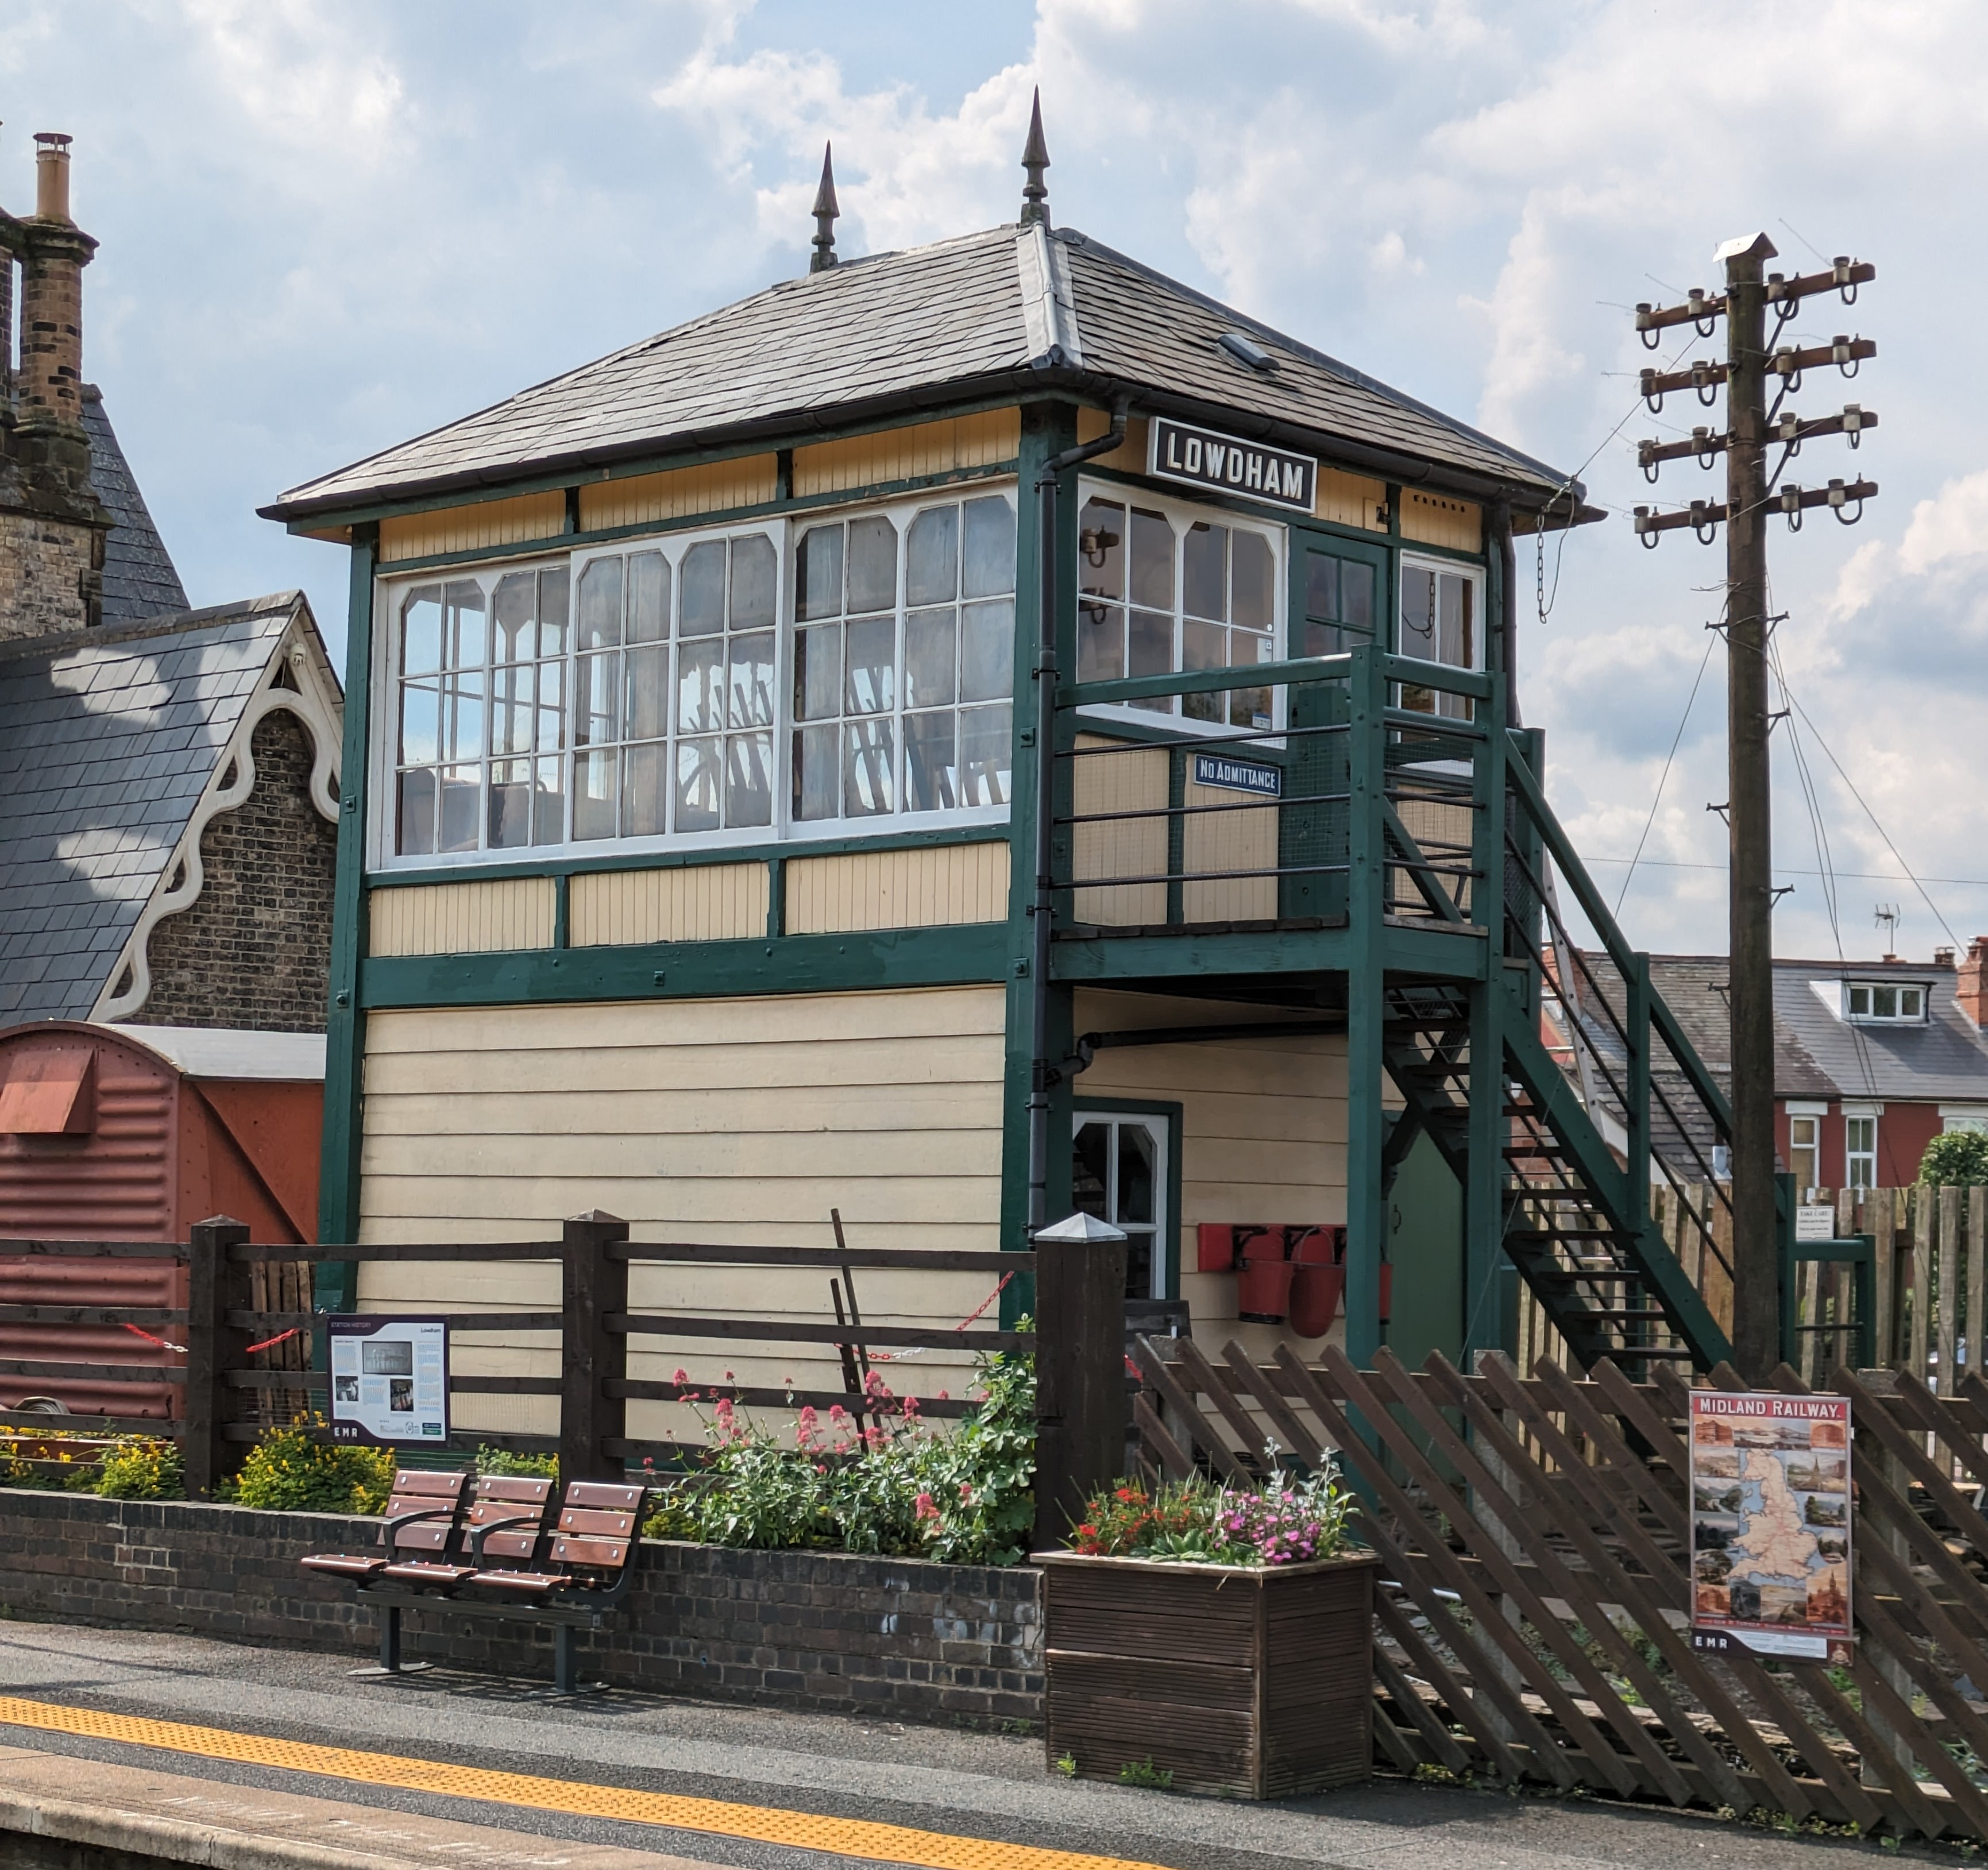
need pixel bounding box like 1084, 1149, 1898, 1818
828, 1404, 850, 1424
958, 1483, 974, 1503
902, 1395, 920, 1417
797, 1405, 820, 1449
673, 1367, 690, 1386
914, 1492, 940, 1522
937, 1390, 949, 1402
724, 1369, 735, 1382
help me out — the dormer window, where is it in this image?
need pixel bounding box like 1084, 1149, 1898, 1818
1847, 981, 1925, 1022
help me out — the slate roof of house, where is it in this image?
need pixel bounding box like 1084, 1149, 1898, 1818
0, 594, 307, 1023
81, 385, 190, 625
1564, 955, 1988, 1153
264, 222, 1582, 523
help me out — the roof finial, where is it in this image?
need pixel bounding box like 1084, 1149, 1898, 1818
1020, 89, 1049, 229
809, 142, 839, 275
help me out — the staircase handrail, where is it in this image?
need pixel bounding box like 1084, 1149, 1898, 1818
1504, 736, 1734, 1142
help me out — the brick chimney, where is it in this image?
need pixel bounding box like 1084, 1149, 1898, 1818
1959, 938, 1988, 1029
0, 128, 109, 640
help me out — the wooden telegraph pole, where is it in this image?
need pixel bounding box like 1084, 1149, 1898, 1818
1632, 239, 1878, 1379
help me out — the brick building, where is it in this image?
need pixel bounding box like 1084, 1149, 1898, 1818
0, 133, 343, 1035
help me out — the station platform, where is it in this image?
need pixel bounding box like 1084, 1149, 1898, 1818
0, 1620, 1895, 1870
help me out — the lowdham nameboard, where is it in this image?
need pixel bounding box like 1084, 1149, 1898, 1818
1147, 417, 1317, 514
327, 1315, 449, 1446
1688, 1389, 1852, 1664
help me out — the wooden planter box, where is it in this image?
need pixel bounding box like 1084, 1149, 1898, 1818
1039, 1550, 1377, 1799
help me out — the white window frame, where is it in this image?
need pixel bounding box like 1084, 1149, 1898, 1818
1395, 551, 1486, 722
1071, 1108, 1170, 1301
1072, 477, 1287, 739
1843, 979, 1929, 1023
369, 487, 1018, 872
1844, 1107, 1881, 1189
1787, 1101, 1825, 1190
1941, 1106, 1988, 1135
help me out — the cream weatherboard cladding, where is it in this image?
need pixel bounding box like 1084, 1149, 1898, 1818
1400, 489, 1483, 554
578, 455, 779, 533
1074, 988, 1348, 1362
368, 878, 555, 956
784, 842, 1010, 934
353, 986, 1009, 1436
377, 493, 566, 565
570, 863, 769, 947
792, 411, 1020, 499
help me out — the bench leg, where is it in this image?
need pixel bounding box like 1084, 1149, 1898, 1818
553, 1624, 576, 1695
380, 1603, 401, 1673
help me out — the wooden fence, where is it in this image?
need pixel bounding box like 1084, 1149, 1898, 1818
0, 1214, 1126, 1550
1518, 1182, 1987, 1397
1133, 1330, 1988, 1844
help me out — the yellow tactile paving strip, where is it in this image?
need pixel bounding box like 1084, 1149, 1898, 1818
0, 1697, 1175, 1870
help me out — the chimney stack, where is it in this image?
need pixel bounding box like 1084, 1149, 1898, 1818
34, 130, 70, 222
1959, 937, 1988, 1029
17, 130, 93, 443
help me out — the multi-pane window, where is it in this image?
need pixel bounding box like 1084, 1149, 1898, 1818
1076, 490, 1278, 729
1846, 981, 1925, 1022
572, 531, 778, 841
1072, 1111, 1167, 1300
1788, 1111, 1821, 1189
1846, 1115, 1878, 1189
1398, 559, 1479, 720
1298, 546, 1377, 657
792, 494, 1016, 821
396, 569, 570, 857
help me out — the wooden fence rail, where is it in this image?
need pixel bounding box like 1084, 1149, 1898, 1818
1134, 1332, 1988, 1844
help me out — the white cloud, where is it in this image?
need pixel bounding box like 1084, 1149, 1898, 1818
1900, 469, 1988, 575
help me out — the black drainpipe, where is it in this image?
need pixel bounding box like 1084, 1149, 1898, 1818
1028, 396, 1132, 1236
1492, 498, 1519, 727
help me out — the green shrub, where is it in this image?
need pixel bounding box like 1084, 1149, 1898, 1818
1920, 1129, 1988, 1189
92, 1435, 183, 1500
473, 1444, 557, 1480
229, 1423, 395, 1514
638, 1321, 1037, 1564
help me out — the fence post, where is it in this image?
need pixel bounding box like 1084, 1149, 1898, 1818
184, 1215, 249, 1501
1031, 1214, 1128, 1555
561, 1210, 628, 1485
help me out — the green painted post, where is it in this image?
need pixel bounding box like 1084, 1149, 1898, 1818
1344, 644, 1387, 1365
999, 403, 1075, 1323
315, 526, 377, 1311
1626, 951, 1652, 1234
1462, 668, 1508, 1363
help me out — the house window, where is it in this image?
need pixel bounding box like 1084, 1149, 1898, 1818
1398, 558, 1481, 720
1072, 1111, 1168, 1300
1076, 487, 1280, 729
792, 494, 1016, 822
1299, 544, 1378, 656
1846, 981, 1926, 1022
1788, 1111, 1822, 1189
1846, 1114, 1878, 1189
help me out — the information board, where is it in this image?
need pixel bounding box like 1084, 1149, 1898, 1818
326, 1315, 449, 1447
1795, 1205, 1839, 1243
1688, 1389, 1852, 1663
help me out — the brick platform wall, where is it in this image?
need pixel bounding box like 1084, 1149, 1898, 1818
0, 1490, 1044, 1726
140, 709, 338, 1031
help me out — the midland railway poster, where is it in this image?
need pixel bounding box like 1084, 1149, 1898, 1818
1688, 1389, 1853, 1663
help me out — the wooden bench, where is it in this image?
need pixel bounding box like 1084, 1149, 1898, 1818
303, 1476, 646, 1693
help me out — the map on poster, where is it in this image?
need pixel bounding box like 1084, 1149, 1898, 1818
326, 1315, 449, 1446
1688, 1389, 1852, 1663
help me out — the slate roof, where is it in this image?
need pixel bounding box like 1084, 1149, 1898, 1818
264, 222, 1581, 523
1564, 954, 1988, 1154
81, 385, 190, 625
0, 594, 303, 1023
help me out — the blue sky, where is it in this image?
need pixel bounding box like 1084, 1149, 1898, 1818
6, 0, 1985, 960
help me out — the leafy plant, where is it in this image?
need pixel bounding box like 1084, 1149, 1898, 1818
1055, 1752, 1078, 1778
637, 1323, 1037, 1564
92, 1435, 183, 1500
227, 1421, 395, 1514
1921, 1129, 1988, 1189
1073, 1447, 1356, 1567
473, 1444, 557, 1480
1117, 1758, 1174, 1790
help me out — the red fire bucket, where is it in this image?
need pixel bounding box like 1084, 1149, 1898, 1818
1236, 1228, 1294, 1323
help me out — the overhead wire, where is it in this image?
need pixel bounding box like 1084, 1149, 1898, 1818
1611, 615, 1721, 917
